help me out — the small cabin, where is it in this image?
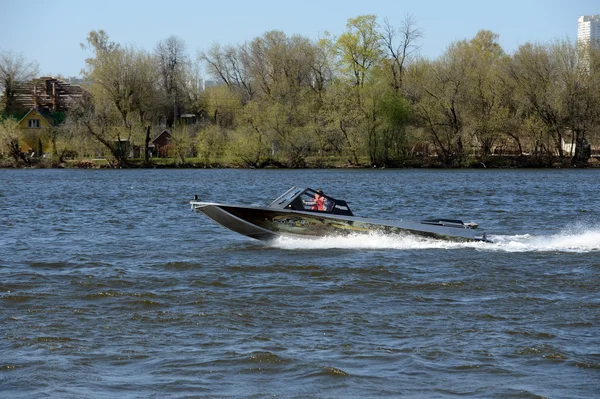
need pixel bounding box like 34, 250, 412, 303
17, 108, 55, 155
180, 113, 197, 125
152, 130, 173, 157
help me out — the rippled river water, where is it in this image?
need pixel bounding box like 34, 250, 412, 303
1, 168, 599, 398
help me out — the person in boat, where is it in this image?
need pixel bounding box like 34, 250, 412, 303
304, 189, 326, 211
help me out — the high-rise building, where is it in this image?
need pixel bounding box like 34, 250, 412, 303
578, 15, 600, 44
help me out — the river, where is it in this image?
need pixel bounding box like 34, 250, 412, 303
1, 168, 598, 398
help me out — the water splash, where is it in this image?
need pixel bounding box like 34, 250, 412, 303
268, 227, 600, 253
270, 232, 485, 251
489, 227, 600, 253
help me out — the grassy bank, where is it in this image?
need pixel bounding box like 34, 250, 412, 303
2, 155, 600, 169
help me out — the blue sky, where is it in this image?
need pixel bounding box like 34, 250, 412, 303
0, 0, 597, 78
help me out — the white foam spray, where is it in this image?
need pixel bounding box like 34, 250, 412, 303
268, 226, 600, 253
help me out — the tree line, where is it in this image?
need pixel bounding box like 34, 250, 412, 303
1, 15, 600, 168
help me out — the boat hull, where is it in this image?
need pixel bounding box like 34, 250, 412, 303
191, 202, 490, 243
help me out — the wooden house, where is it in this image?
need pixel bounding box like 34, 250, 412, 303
152, 130, 173, 157
17, 108, 55, 155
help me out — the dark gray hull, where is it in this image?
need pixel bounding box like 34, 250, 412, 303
191, 202, 491, 243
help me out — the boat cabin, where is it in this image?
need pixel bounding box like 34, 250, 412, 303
268, 187, 354, 216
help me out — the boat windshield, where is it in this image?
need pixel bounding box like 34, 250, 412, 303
268, 187, 353, 216
298, 189, 334, 212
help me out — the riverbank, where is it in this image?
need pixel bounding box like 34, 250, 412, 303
1, 155, 599, 169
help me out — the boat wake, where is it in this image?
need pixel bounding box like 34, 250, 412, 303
268, 226, 600, 253
488, 227, 600, 253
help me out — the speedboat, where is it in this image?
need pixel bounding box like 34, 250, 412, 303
190, 186, 491, 243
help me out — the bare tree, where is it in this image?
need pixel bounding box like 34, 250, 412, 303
0, 50, 39, 114
381, 15, 422, 91
182, 59, 206, 118
199, 43, 255, 101
154, 36, 189, 125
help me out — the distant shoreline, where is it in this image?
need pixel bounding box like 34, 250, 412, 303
2, 155, 600, 169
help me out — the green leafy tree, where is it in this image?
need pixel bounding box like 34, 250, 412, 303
204, 85, 242, 128
506, 42, 565, 157
325, 15, 386, 165
552, 40, 600, 163
405, 54, 468, 166
336, 15, 383, 91
196, 124, 228, 165
170, 124, 195, 165
460, 30, 508, 156
318, 82, 364, 165
78, 30, 160, 167
404, 31, 510, 165
0, 117, 27, 164
229, 101, 272, 167
374, 87, 411, 162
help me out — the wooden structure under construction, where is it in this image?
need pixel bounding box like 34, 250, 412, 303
3, 76, 86, 114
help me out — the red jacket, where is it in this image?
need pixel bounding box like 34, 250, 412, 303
312, 195, 325, 211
